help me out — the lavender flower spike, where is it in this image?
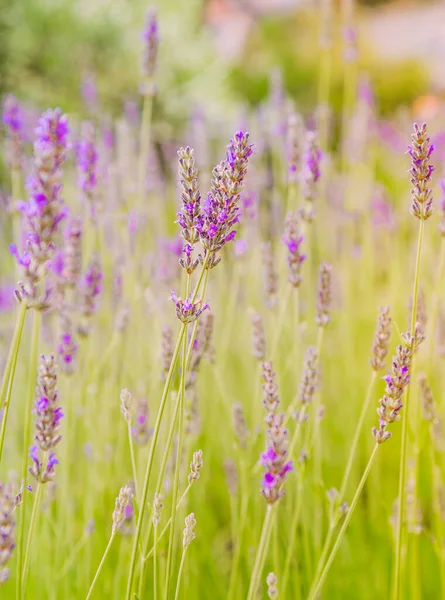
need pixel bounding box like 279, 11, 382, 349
170, 290, 209, 324
141, 6, 159, 93
177, 146, 201, 274
78, 253, 103, 337
282, 212, 306, 288
301, 130, 322, 222
199, 131, 253, 266
260, 413, 293, 504
287, 112, 304, 185
11, 108, 70, 308
408, 122, 434, 221
2, 95, 24, 169
77, 122, 98, 218
0, 480, 20, 584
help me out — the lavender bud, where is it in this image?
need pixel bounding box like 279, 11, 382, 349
132, 397, 152, 445
57, 330, 78, 375
77, 122, 98, 217
287, 112, 304, 185
112, 486, 132, 534
299, 347, 318, 404
2, 95, 23, 169
0, 480, 18, 584
120, 389, 133, 423
232, 403, 249, 449
260, 413, 293, 504
78, 253, 103, 337
188, 450, 203, 485
266, 572, 278, 599
177, 146, 201, 274
183, 513, 196, 548
62, 216, 83, 287
224, 459, 238, 496
282, 212, 306, 288
160, 326, 174, 381
251, 312, 267, 361
170, 290, 209, 324
33, 354, 63, 452
141, 7, 159, 87
152, 493, 164, 527
262, 242, 278, 308
370, 306, 392, 371
316, 261, 332, 327
262, 362, 280, 413
301, 131, 322, 222
408, 122, 434, 221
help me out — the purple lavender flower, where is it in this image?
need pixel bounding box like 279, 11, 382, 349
78, 253, 103, 337
372, 341, 413, 444
282, 212, 305, 287
301, 131, 322, 222
2, 95, 24, 168
29, 355, 62, 483
199, 131, 253, 266
408, 122, 434, 221
177, 146, 202, 274
57, 331, 78, 375
77, 122, 98, 217
260, 413, 293, 504
170, 290, 209, 324
0, 479, 19, 583
11, 108, 70, 309
141, 6, 158, 92
287, 113, 304, 185
81, 73, 98, 112
132, 398, 152, 446
62, 216, 83, 287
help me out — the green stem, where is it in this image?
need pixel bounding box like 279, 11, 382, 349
16, 310, 41, 600
394, 218, 425, 600
308, 444, 379, 600
22, 480, 43, 596
85, 533, 116, 600
125, 324, 185, 600
128, 422, 139, 498
227, 463, 248, 600
153, 526, 158, 600
281, 471, 304, 593
246, 505, 275, 600
138, 91, 154, 203
174, 548, 188, 600
0, 301, 27, 463
164, 327, 188, 599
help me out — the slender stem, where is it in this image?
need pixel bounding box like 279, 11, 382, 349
56, 532, 89, 581
85, 533, 116, 600
138, 91, 154, 203
339, 372, 377, 500
281, 470, 305, 593
394, 218, 425, 600
16, 310, 41, 600
227, 462, 248, 600
164, 326, 188, 599
153, 526, 158, 600
246, 505, 275, 600
22, 480, 43, 596
0, 302, 27, 462
128, 423, 139, 498
174, 548, 188, 600
125, 325, 185, 599
126, 257, 210, 599
308, 444, 379, 600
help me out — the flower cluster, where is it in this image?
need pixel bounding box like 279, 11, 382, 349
260, 413, 293, 504
0, 480, 20, 584
262, 241, 278, 308
372, 341, 413, 444
260, 361, 292, 503
188, 449, 204, 485
141, 6, 158, 91
152, 493, 164, 527
177, 146, 202, 273
131, 397, 152, 446
2, 95, 23, 168
57, 330, 78, 375
251, 312, 266, 361
298, 347, 318, 406
232, 403, 249, 449
29, 354, 63, 483
198, 131, 253, 266
282, 212, 306, 288
266, 573, 278, 600
408, 122, 434, 221
287, 112, 304, 185
62, 216, 83, 287
160, 326, 174, 381
10, 108, 70, 308
301, 131, 322, 222
370, 306, 392, 371
316, 261, 332, 327
112, 486, 132, 534
183, 513, 196, 548
170, 290, 209, 324
77, 122, 98, 216
78, 253, 103, 336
